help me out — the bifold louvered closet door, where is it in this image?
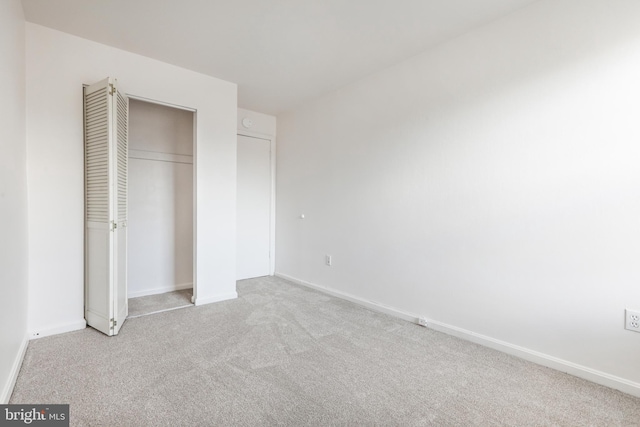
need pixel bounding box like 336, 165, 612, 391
84, 77, 129, 336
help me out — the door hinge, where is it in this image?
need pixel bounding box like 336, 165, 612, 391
110, 318, 117, 329
110, 221, 117, 231
109, 83, 116, 96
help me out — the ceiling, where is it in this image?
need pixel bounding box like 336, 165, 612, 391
21, 0, 540, 115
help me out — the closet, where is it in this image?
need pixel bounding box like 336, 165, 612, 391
126, 99, 194, 306
84, 77, 197, 336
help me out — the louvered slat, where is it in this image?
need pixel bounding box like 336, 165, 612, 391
116, 91, 128, 222
85, 87, 109, 223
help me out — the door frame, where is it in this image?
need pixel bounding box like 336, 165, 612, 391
236, 130, 276, 276
125, 94, 199, 302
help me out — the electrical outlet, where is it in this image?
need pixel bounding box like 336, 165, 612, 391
625, 309, 640, 332
325, 255, 332, 266
417, 317, 428, 327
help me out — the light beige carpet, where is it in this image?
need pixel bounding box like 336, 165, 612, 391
10, 276, 640, 426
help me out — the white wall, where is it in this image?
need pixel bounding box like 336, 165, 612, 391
128, 99, 194, 298
0, 0, 28, 403
276, 0, 640, 395
26, 23, 238, 338
237, 108, 276, 137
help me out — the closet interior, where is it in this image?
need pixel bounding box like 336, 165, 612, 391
127, 98, 195, 317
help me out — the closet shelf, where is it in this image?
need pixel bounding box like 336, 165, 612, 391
128, 149, 193, 165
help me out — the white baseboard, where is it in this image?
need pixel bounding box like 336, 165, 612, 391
425, 319, 640, 398
1, 335, 29, 403
194, 291, 238, 306
128, 282, 193, 299
276, 273, 419, 323
29, 319, 87, 340
275, 272, 640, 398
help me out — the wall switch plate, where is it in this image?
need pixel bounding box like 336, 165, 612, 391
325, 255, 332, 266
625, 309, 640, 332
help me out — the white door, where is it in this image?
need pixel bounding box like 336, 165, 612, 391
236, 135, 271, 280
84, 77, 129, 336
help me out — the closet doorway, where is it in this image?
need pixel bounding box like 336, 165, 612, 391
126, 98, 196, 317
